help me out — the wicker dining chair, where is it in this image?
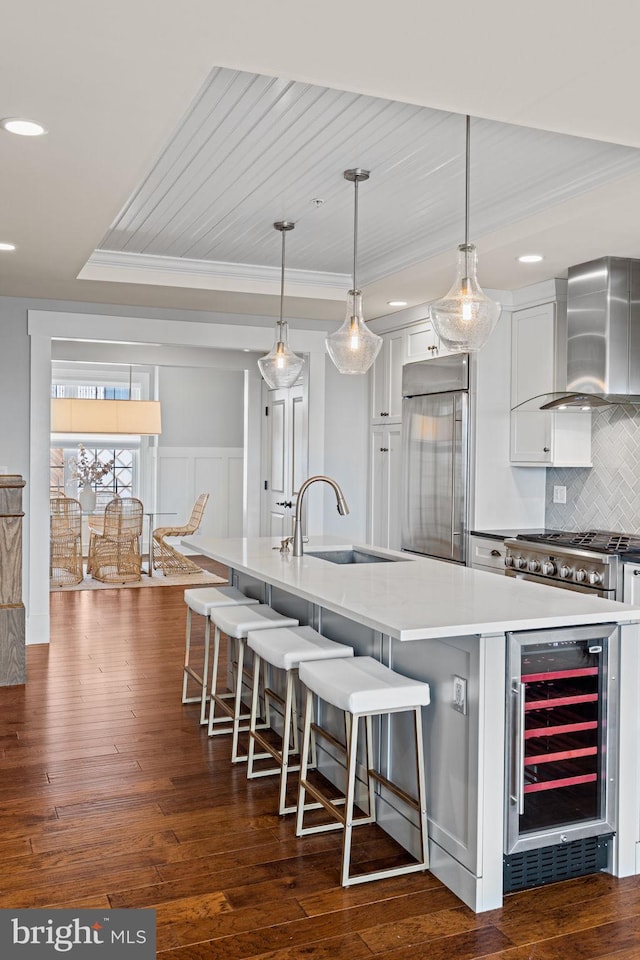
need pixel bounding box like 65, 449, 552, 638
50, 496, 83, 586
87, 497, 144, 583
152, 493, 210, 575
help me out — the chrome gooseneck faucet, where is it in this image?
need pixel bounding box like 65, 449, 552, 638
292, 476, 349, 557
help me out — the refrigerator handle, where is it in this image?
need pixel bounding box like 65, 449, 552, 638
451, 400, 464, 556
510, 681, 526, 815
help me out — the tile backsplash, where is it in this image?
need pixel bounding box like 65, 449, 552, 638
546, 405, 640, 532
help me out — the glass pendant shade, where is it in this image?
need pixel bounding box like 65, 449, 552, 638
430, 116, 500, 353
257, 319, 304, 389
430, 243, 501, 352
258, 221, 305, 389
326, 168, 382, 375
326, 290, 382, 374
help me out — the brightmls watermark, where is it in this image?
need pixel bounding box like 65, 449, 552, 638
0, 910, 156, 958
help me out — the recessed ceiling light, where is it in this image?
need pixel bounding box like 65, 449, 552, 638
387, 300, 408, 307
0, 242, 16, 252
1, 117, 47, 137
517, 254, 543, 264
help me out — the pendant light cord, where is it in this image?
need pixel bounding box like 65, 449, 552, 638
464, 114, 471, 280
279, 226, 286, 333
352, 177, 359, 293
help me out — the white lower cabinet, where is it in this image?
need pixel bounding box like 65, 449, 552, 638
623, 563, 640, 604
369, 423, 403, 550
469, 535, 506, 575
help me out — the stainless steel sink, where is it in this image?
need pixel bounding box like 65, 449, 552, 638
306, 549, 405, 564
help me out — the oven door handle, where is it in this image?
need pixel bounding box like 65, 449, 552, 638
510, 681, 526, 815
506, 568, 614, 599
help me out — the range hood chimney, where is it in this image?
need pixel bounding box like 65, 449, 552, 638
566, 256, 640, 401
527, 257, 640, 411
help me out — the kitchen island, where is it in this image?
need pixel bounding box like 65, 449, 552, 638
183, 534, 640, 912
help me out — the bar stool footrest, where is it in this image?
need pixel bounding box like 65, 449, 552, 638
368, 769, 421, 811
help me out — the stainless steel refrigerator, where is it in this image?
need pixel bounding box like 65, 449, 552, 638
400, 353, 470, 564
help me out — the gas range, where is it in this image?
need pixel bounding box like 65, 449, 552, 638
503, 529, 640, 599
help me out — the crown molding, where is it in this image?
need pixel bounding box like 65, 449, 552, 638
78, 249, 349, 301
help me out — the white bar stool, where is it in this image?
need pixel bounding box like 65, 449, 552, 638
296, 656, 430, 887
182, 586, 259, 724
246, 625, 354, 815
207, 604, 299, 762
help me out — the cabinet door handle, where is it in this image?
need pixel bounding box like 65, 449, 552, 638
634, 569, 640, 576
490, 549, 501, 557
543, 446, 550, 453
379, 447, 389, 452
275, 500, 293, 508
380, 411, 389, 417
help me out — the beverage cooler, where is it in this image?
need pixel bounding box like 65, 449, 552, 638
504, 623, 618, 892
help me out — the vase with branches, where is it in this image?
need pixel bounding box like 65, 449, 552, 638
69, 444, 115, 511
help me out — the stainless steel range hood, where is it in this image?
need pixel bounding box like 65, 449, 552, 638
515, 256, 640, 411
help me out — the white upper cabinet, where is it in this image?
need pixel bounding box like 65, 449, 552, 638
510, 300, 591, 467
371, 329, 405, 422
370, 318, 445, 424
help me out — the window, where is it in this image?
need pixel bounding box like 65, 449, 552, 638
50, 446, 136, 502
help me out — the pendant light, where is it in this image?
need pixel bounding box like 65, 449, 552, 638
257, 221, 305, 390
325, 169, 382, 374
51, 365, 162, 435
430, 116, 501, 352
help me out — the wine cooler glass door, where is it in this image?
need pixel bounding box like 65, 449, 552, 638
505, 623, 618, 855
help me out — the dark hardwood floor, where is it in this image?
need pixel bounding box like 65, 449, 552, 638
1, 577, 640, 958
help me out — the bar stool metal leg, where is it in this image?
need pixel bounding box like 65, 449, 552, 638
181, 607, 212, 725
245, 626, 353, 816
295, 656, 430, 887
205, 604, 300, 761
246, 653, 299, 810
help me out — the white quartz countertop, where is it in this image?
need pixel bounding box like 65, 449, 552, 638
183, 535, 640, 641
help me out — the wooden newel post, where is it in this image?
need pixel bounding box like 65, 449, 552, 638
0, 475, 26, 686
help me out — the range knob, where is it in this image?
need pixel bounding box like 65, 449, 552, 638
559, 564, 572, 579
514, 556, 527, 570
504, 554, 514, 568
575, 568, 588, 583
542, 560, 557, 576
528, 559, 541, 573
588, 571, 603, 586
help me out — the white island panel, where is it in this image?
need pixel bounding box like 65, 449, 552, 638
183, 535, 640, 913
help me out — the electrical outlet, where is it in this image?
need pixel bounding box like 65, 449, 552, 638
453, 675, 467, 715
553, 485, 567, 504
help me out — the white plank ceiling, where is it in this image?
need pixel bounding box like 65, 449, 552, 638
94, 66, 640, 289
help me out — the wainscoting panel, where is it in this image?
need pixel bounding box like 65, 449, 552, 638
157, 447, 244, 542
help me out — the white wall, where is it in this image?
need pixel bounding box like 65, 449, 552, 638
0, 299, 31, 477
158, 366, 244, 447
321, 354, 369, 540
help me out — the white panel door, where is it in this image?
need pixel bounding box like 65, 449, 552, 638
263, 381, 308, 537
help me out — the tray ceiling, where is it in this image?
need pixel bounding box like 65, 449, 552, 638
5, 2, 640, 320
82, 66, 640, 303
